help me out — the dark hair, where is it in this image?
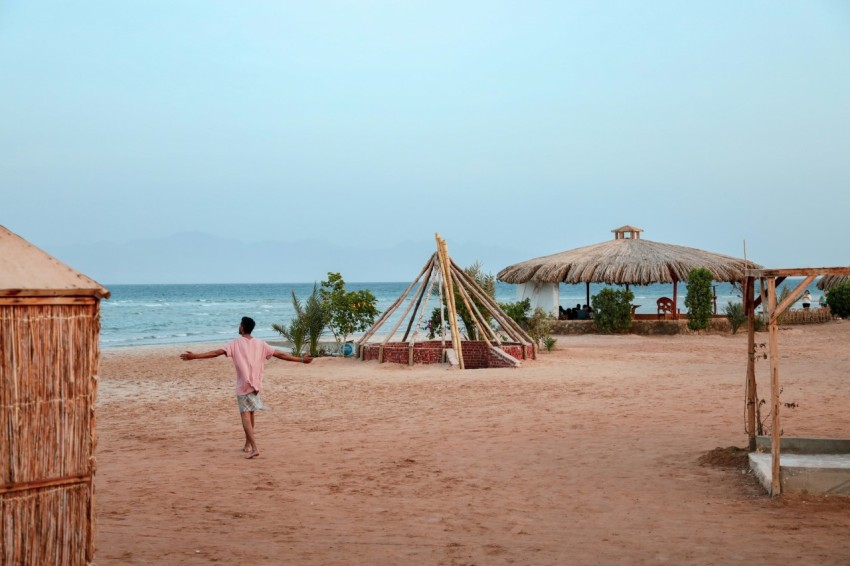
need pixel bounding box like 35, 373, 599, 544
241, 316, 256, 334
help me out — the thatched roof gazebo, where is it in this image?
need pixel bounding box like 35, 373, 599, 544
497, 226, 761, 317
817, 275, 850, 291
1, 225, 109, 564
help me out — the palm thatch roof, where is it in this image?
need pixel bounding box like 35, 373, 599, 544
497, 226, 760, 286
817, 275, 850, 290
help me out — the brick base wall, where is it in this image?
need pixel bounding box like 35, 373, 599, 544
361, 341, 530, 368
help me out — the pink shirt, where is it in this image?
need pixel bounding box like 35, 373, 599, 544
222, 336, 276, 395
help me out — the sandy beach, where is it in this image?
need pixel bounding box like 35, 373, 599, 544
94, 321, 850, 565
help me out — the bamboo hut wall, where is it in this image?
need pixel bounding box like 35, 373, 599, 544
1, 301, 99, 565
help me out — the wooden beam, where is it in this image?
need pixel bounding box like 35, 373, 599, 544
453, 269, 499, 344
402, 266, 433, 342
358, 255, 434, 346
451, 263, 483, 340
450, 259, 534, 346
769, 275, 816, 325
745, 276, 757, 451
436, 234, 464, 369
0, 288, 109, 298
381, 264, 435, 345
0, 474, 90, 494
0, 296, 98, 306
767, 277, 782, 496
747, 266, 850, 278
672, 279, 679, 320
753, 276, 785, 310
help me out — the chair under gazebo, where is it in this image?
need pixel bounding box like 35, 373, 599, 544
497, 225, 761, 319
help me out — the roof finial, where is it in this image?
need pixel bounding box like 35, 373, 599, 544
612, 225, 643, 240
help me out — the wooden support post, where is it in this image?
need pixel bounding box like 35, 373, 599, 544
436, 234, 464, 369
767, 277, 781, 496
358, 256, 435, 346
769, 275, 816, 325
452, 265, 500, 344
745, 276, 757, 452
450, 260, 534, 346
672, 279, 679, 320
402, 266, 434, 342
408, 343, 414, 366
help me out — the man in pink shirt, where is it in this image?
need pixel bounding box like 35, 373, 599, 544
180, 316, 312, 459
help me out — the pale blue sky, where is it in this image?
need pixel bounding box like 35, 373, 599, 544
2, 1, 849, 282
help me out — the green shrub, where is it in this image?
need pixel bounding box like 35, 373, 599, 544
685, 268, 713, 331
456, 262, 496, 339
527, 307, 555, 347
591, 287, 634, 333
426, 261, 496, 340
826, 282, 850, 318
725, 302, 746, 334
321, 272, 379, 355
543, 335, 557, 352
499, 298, 531, 328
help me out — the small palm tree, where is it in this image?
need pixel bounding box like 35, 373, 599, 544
303, 283, 327, 357
272, 290, 308, 356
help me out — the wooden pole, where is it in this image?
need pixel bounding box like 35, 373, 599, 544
769, 275, 816, 325
402, 266, 434, 342
408, 267, 439, 346
745, 276, 757, 451
358, 255, 434, 346
453, 268, 499, 344
451, 264, 484, 340
672, 279, 679, 320
436, 234, 464, 369
450, 260, 534, 346
767, 277, 782, 496
381, 265, 435, 345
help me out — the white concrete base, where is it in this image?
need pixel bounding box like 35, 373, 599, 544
749, 452, 850, 495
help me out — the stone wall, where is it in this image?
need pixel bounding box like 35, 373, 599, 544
551, 317, 733, 336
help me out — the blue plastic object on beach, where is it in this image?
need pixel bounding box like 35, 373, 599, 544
343, 342, 355, 357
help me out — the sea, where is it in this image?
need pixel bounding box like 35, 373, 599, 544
100, 279, 825, 349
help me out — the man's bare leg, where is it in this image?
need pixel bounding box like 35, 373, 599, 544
240, 411, 259, 459
242, 412, 256, 452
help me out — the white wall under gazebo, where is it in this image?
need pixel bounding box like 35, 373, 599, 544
515, 282, 559, 316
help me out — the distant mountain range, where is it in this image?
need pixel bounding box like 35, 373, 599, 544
44, 232, 535, 284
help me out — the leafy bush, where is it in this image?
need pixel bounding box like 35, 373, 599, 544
272, 290, 308, 356
826, 282, 850, 318
499, 298, 531, 328
543, 335, 557, 352
725, 301, 746, 334
456, 261, 496, 339
426, 261, 496, 340
527, 307, 555, 347
685, 268, 713, 331
321, 272, 379, 355
591, 287, 634, 333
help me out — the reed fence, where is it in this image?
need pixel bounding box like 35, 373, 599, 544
1, 302, 99, 565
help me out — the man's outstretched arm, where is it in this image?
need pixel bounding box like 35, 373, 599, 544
273, 351, 313, 364
180, 349, 226, 361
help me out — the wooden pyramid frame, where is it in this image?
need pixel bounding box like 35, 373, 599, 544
357, 234, 535, 368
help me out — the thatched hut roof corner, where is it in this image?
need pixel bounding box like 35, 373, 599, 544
0, 225, 110, 299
